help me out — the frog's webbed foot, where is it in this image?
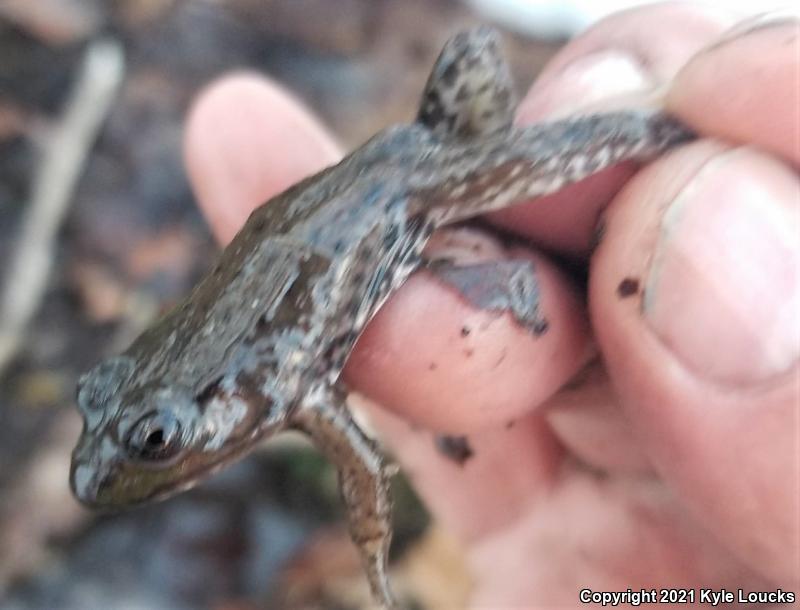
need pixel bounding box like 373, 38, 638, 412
292, 384, 397, 609
417, 25, 515, 140
426, 256, 549, 336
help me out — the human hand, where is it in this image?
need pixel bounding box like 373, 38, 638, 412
183, 4, 799, 605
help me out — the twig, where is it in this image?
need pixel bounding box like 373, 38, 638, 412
0, 39, 125, 375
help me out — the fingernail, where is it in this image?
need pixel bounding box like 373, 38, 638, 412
519, 51, 654, 120
714, 9, 800, 44
644, 149, 800, 385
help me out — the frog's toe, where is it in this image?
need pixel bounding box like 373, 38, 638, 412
426, 257, 548, 336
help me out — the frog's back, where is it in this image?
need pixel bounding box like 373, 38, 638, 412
126, 122, 436, 391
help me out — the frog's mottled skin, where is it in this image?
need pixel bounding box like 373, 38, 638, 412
70, 27, 694, 608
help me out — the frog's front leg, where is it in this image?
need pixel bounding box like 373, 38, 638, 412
291, 383, 397, 609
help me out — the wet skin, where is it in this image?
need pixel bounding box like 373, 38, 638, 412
70, 27, 694, 608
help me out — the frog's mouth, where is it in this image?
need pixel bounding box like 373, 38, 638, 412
69, 426, 261, 509
70, 440, 202, 509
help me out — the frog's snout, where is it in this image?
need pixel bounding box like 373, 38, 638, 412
70, 459, 99, 506
70, 432, 113, 507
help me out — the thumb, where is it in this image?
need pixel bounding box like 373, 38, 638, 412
590, 140, 799, 585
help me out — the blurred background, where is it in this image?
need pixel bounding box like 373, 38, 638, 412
0, 1, 774, 608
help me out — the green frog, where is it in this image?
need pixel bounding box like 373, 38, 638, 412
70, 26, 694, 608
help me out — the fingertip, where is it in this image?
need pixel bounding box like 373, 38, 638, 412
667, 17, 800, 164
183, 72, 341, 244
495, 3, 736, 254
590, 142, 800, 583
518, 2, 737, 121
346, 230, 592, 433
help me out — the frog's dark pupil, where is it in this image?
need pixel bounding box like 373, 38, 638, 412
146, 429, 165, 447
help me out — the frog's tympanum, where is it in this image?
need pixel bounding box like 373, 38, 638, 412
70, 27, 694, 608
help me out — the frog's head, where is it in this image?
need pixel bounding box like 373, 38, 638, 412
70, 354, 270, 509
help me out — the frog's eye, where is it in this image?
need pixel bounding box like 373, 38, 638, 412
124, 411, 185, 463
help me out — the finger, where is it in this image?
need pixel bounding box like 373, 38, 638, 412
591, 141, 800, 584
347, 227, 592, 540
183, 73, 341, 244
467, 462, 773, 606
488, 2, 739, 255
345, 226, 592, 433
668, 14, 800, 165
543, 361, 654, 475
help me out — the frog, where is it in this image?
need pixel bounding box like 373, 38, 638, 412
70, 26, 694, 609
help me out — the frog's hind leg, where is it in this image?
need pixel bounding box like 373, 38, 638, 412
417, 25, 516, 139
417, 29, 547, 337
426, 256, 549, 336
292, 384, 397, 609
